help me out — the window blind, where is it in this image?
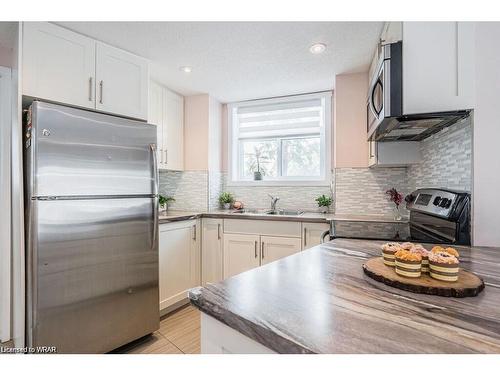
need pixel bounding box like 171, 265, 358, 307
235, 98, 324, 139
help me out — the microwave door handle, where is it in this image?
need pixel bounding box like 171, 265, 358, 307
371, 79, 383, 117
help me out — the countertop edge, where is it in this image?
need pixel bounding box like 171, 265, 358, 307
188, 287, 315, 354
159, 211, 408, 224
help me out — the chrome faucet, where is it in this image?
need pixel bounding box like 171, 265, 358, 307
268, 194, 280, 211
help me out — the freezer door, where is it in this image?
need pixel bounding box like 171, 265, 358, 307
26, 197, 159, 353
30, 101, 157, 197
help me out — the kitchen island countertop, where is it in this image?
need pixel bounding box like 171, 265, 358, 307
188, 238, 500, 354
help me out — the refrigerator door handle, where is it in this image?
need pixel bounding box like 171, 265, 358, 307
150, 143, 159, 250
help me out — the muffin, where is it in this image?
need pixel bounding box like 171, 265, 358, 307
429, 252, 460, 282
400, 242, 416, 251
381, 242, 401, 267
394, 249, 422, 278
411, 244, 430, 273
431, 246, 460, 259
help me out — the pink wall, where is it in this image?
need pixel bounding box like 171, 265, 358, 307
333, 72, 369, 168
184, 95, 209, 171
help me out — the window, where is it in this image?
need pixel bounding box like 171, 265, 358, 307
228, 92, 331, 185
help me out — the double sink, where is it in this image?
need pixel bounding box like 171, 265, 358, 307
231, 209, 304, 216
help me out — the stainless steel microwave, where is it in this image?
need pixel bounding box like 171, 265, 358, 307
367, 41, 403, 140
367, 41, 470, 142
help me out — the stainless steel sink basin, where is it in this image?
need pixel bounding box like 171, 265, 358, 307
231, 209, 304, 216
266, 209, 304, 216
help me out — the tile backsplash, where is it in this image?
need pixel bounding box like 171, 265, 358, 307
159, 170, 208, 211
407, 116, 472, 192
221, 174, 333, 212
334, 167, 409, 216
160, 117, 472, 216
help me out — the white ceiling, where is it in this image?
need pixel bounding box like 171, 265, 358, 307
55, 22, 383, 103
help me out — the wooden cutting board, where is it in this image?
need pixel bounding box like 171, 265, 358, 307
363, 257, 484, 298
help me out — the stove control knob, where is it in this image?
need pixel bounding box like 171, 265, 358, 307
445, 199, 452, 209
433, 196, 442, 206
439, 198, 448, 208
405, 194, 416, 203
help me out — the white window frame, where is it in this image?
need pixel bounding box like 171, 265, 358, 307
227, 92, 332, 186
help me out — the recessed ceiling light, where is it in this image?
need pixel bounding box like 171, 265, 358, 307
309, 43, 326, 54
180, 66, 192, 73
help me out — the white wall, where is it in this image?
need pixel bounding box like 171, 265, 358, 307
473, 22, 500, 247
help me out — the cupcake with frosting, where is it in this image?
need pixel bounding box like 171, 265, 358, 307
429, 251, 460, 282
411, 244, 430, 273
381, 242, 401, 267
431, 246, 460, 259
394, 249, 422, 278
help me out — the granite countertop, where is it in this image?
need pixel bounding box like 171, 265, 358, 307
159, 210, 408, 224
188, 238, 500, 354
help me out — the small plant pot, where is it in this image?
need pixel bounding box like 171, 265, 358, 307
253, 171, 262, 181
318, 206, 329, 214
223, 203, 231, 209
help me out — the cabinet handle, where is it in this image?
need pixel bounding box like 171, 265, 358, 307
88, 77, 93, 101
165, 149, 168, 165
217, 224, 221, 240
159, 148, 163, 164
304, 228, 307, 247
99, 80, 103, 104
254, 241, 258, 258
261, 241, 265, 259
192, 225, 196, 241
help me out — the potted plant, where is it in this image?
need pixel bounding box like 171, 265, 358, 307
386, 188, 404, 221
315, 194, 333, 214
246, 147, 269, 181
159, 195, 175, 214
219, 192, 234, 209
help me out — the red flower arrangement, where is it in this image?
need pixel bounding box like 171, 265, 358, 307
386, 188, 404, 208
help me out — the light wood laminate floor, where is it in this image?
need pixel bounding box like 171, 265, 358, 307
114, 304, 200, 354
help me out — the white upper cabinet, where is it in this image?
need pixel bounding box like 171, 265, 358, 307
164, 89, 184, 171
23, 22, 149, 120
148, 81, 184, 170
23, 22, 96, 109
403, 22, 475, 114
148, 81, 165, 168
95, 42, 148, 120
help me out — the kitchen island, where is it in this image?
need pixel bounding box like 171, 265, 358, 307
188, 238, 500, 353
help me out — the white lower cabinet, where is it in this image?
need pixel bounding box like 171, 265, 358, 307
260, 236, 301, 265
201, 218, 224, 285
159, 220, 200, 311
223, 233, 260, 279
302, 222, 330, 250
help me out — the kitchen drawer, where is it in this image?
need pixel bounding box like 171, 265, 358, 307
223, 219, 301, 238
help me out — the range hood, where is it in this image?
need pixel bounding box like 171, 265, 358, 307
368, 110, 471, 142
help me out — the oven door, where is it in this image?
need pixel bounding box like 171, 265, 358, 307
409, 212, 457, 244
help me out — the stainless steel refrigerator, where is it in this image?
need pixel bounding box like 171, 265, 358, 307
24, 101, 159, 353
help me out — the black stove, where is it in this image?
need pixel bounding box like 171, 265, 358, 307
325, 188, 471, 245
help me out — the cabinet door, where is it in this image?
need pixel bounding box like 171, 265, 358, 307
223, 233, 260, 278
261, 236, 301, 265
164, 89, 184, 170
403, 22, 474, 114
302, 223, 330, 250
95, 42, 148, 120
148, 81, 165, 169
159, 220, 199, 311
23, 22, 96, 109
201, 218, 223, 285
